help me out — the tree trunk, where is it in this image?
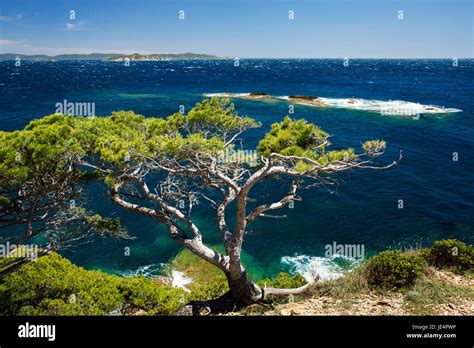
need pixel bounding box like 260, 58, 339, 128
226, 271, 262, 308
177, 271, 263, 315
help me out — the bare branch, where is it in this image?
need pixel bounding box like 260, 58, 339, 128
263, 274, 319, 299
246, 182, 300, 223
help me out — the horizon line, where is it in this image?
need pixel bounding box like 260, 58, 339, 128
0, 53, 473, 60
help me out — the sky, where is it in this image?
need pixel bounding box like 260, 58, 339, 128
0, 0, 472, 58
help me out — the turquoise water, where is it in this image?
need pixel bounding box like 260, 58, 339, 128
1, 59, 473, 279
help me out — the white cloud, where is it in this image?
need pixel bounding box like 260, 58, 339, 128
0, 14, 24, 21
0, 39, 31, 52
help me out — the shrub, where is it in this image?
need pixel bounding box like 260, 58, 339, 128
312, 267, 368, 298
188, 276, 229, 301
425, 239, 474, 271
258, 272, 307, 289
0, 253, 186, 315
364, 250, 427, 289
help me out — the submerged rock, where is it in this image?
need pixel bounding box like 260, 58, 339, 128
244, 92, 272, 100
288, 95, 319, 101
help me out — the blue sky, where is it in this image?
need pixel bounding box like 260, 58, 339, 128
0, 0, 472, 58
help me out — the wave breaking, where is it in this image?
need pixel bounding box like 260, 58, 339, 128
119, 263, 164, 278
203, 92, 461, 115
281, 254, 360, 282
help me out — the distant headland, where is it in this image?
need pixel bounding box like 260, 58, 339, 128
105, 53, 222, 61
0, 52, 223, 61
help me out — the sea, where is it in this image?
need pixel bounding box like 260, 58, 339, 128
1, 58, 473, 281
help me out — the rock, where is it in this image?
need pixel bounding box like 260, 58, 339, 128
175, 305, 194, 316
288, 95, 328, 107
291, 307, 306, 315
245, 93, 271, 100
279, 306, 306, 316
376, 300, 392, 307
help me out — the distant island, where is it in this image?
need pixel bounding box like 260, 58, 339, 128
105, 53, 222, 61
0, 52, 223, 61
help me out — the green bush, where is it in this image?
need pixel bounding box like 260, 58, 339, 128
424, 239, 474, 271
258, 272, 307, 289
0, 253, 186, 315
364, 250, 427, 289
188, 275, 229, 301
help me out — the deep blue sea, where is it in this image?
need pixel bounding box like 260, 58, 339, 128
1, 59, 473, 280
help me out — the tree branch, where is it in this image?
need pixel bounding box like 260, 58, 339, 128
262, 275, 319, 299
246, 182, 299, 223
